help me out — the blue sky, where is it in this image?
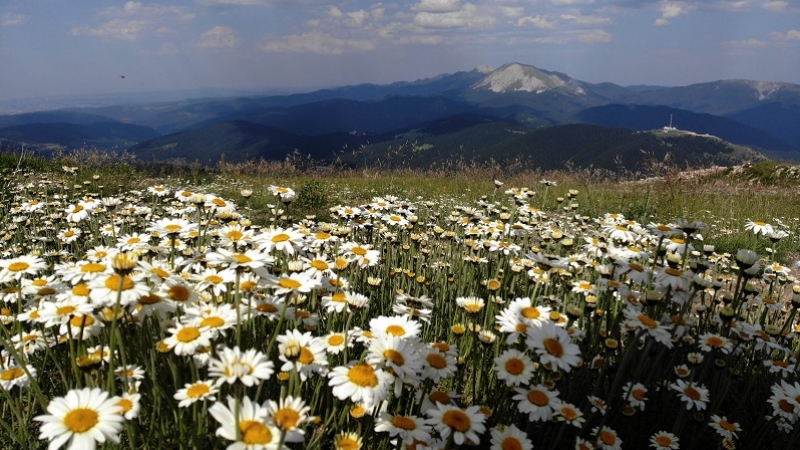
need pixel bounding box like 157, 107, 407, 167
1, 0, 799, 103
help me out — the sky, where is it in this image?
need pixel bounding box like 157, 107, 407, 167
1, 0, 799, 106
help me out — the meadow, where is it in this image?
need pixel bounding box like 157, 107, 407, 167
1, 149, 800, 449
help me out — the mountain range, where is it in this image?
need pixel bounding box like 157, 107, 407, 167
2, 62, 799, 171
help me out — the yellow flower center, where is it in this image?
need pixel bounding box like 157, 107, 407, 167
656, 436, 673, 446
383, 349, 405, 366
168, 285, 191, 302
351, 247, 367, 256
187, 383, 210, 398
204, 275, 224, 285
56, 305, 77, 316
213, 198, 226, 207
176, 327, 200, 343
441, 409, 472, 432
298, 347, 315, 365
81, 263, 107, 273
347, 362, 378, 387
239, 420, 272, 445
632, 389, 646, 401
272, 233, 290, 243
165, 224, 183, 232
706, 336, 724, 348
311, 260, 329, 270
0, 368, 25, 381
274, 408, 301, 430
70, 315, 95, 328
233, 254, 251, 264
336, 436, 360, 450
719, 419, 737, 432
543, 337, 564, 357
505, 358, 525, 375
256, 303, 278, 313
63, 408, 99, 433
665, 268, 682, 277
139, 294, 162, 305
638, 314, 658, 329
385, 325, 406, 337
521, 307, 539, 319
104, 275, 134, 291
502, 437, 524, 450
200, 316, 225, 328
8, 262, 30, 272
278, 279, 302, 289
116, 398, 133, 414
600, 430, 616, 445
426, 353, 447, 369
391, 415, 417, 430
328, 335, 345, 346
527, 389, 549, 406
683, 386, 701, 401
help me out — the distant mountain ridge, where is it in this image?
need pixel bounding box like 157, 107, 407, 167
2, 61, 800, 168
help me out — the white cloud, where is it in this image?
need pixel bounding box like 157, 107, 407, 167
724, 38, 768, 48
198, 26, 239, 48
1, 13, 28, 27
763, 1, 788, 11
770, 29, 800, 41
72, 19, 151, 41
659, 2, 691, 19
259, 32, 375, 54
575, 29, 613, 42
498, 6, 525, 18
412, 0, 462, 13
653, 18, 670, 26
73, 2, 195, 41
413, 3, 495, 28
508, 28, 611, 45
560, 13, 611, 26
394, 34, 445, 44
516, 15, 558, 29
328, 7, 371, 28
550, 0, 596, 5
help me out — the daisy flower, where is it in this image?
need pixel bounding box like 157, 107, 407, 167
420, 345, 458, 383
525, 320, 581, 372
369, 315, 421, 340
115, 392, 141, 420
367, 335, 423, 385
650, 431, 680, 449
209, 395, 282, 450
427, 403, 486, 446
263, 271, 319, 297
333, 432, 362, 450
277, 329, 329, 381
323, 331, 352, 355
257, 227, 305, 256
208, 346, 275, 387
622, 382, 648, 411
265, 395, 311, 443
490, 424, 533, 450
88, 272, 150, 308
35, 387, 124, 450
513, 384, 559, 421
745, 220, 773, 236
554, 401, 585, 428
174, 380, 219, 408
0, 363, 36, 390
698, 333, 733, 354
593, 426, 623, 450
708, 414, 741, 439
0, 255, 47, 281
163, 323, 213, 356
493, 349, 535, 386
328, 361, 393, 408
374, 412, 432, 445
671, 380, 710, 410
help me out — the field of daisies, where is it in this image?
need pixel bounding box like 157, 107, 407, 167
2, 163, 800, 450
